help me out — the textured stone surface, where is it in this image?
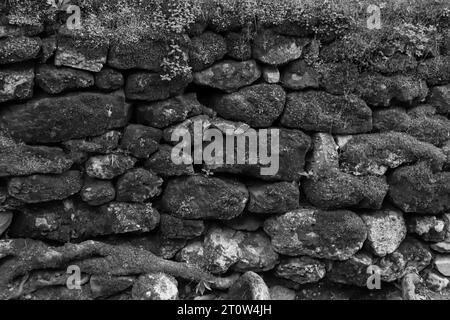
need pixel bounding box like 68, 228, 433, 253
388, 162, 450, 215
407, 215, 447, 242
120, 124, 162, 159
435, 256, 450, 277
116, 168, 163, 203
9, 200, 160, 242
159, 214, 204, 240
80, 178, 116, 206
264, 208, 367, 260
281, 60, 319, 90
247, 181, 299, 214
262, 65, 280, 83
95, 68, 124, 91
85, 154, 137, 180
0, 36, 41, 64
306, 133, 339, 177
252, 30, 308, 65
160, 175, 248, 220
418, 56, 450, 85
225, 31, 252, 61
189, 32, 227, 71
63, 131, 121, 155
0, 92, 130, 144
0, 212, 13, 237
275, 257, 327, 284
193, 60, 261, 92
360, 209, 407, 257
0, 64, 34, 103
132, 273, 178, 300
8, 171, 82, 204
281, 91, 372, 134
428, 84, 450, 115
318, 62, 359, 95
207, 84, 286, 127
228, 272, 271, 300
328, 252, 373, 287
36, 64, 94, 94
145, 144, 194, 177
136, 93, 203, 129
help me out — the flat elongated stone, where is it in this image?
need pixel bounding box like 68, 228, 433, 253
80, 178, 115, 206
63, 131, 121, 155
247, 181, 299, 214
85, 154, 136, 180
35, 64, 94, 94
0, 92, 130, 144
264, 208, 367, 260
160, 175, 248, 220
281, 91, 372, 134
0, 36, 41, 64
9, 200, 160, 242
116, 168, 163, 203
8, 171, 83, 203
159, 214, 205, 240
275, 257, 327, 284
0, 64, 34, 103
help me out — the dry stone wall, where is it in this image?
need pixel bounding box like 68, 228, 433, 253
0, 13, 450, 300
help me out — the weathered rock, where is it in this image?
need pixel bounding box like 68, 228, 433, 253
136, 93, 203, 129
444, 141, 450, 171
206, 128, 311, 182
7, 171, 82, 204
252, 30, 308, 65
85, 154, 137, 180
357, 73, 428, 106
95, 67, 124, 91
145, 144, 194, 177
63, 131, 121, 155
126, 72, 192, 101
0, 23, 43, 38
306, 133, 339, 177
40, 36, 56, 63
80, 178, 116, 206
0, 36, 41, 64
0, 211, 13, 237
132, 273, 178, 300
275, 257, 326, 284
90, 275, 134, 299
360, 209, 407, 257
281, 60, 319, 90
247, 181, 299, 214
388, 162, 450, 215
377, 237, 432, 282
425, 271, 449, 292
126, 234, 186, 260
0, 64, 34, 103
159, 214, 205, 240
281, 91, 372, 134
207, 84, 286, 127
228, 272, 270, 300
340, 132, 446, 176
318, 62, 359, 95
428, 84, 450, 115
328, 252, 373, 287
269, 286, 296, 300
264, 208, 367, 260
160, 175, 248, 220
223, 214, 263, 232
116, 168, 163, 203
35, 64, 94, 94
55, 28, 108, 72
435, 256, 450, 277
370, 53, 417, 74
373, 106, 450, 147
9, 200, 160, 242
407, 215, 447, 242
176, 240, 206, 268
193, 60, 261, 92
431, 242, 450, 254
262, 65, 280, 83
225, 31, 252, 61
0, 91, 130, 144
0, 135, 73, 177
120, 124, 162, 158
418, 56, 450, 85
189, 32, 227, 71
303, 170, 388, 210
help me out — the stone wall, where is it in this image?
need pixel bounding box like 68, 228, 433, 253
0, 12, 450, 300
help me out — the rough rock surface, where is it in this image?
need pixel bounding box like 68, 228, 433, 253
189, 32, 227, 71
120, 125, 162, 159
407, 215, 447, 242
328, 252, 373, 287
63, 131, 121, 155
428, 84, 450, 115
160, 175, 248, 220
275, 257, 327, 284
80, 178, 116, 206
264, 208, 367, 260
281, 91, 372, 134
95, 67, 124, 91
247, 181, 299, 214
0, 64, 34, 103
116, 168, 163, 203
0, 36, 41, 64
0, 92, 130, 144
145, 144, 194, 177
228, 272, 270, 300
281, 60, 319, 90
132, 273, 178, 300
85, 154, 137, 180
35, 64, 94, 94
159, 214, 205, 240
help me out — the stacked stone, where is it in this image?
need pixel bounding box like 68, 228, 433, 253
0, 20, 449, 300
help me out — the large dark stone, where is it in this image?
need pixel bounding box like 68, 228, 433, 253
247, 181, 299, 214
35, 64, 94, 94
9, 200, 160, 242
159, 214, 205, 240
318, 62, 359, 95
328, 252, 373, 287
0, 92, 130, 144
207, 84, 286, 127
7, 171, 82, 203
193, 60, 261, 92
339, 132, 446, 176
136, 93, 203, 129
95, 67, 124, 91
126, 72, 192, 101
264, 208, 367, 260
145, 144, 194, 178
0, 64, 34, 103
189, 31, 227, 71
281, 60, 319, 90
116, 168, 163, 203
0, 36, 41, 64
120, 124, 162, 159
80, 178, 116, 206
388, 162, 450, 215
160, 175, 248, 220
0, 134, 73, 177
281, 91, 372, 134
